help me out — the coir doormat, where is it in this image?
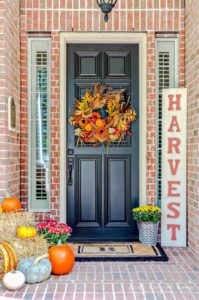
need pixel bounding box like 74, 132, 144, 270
70, 242, 168, 262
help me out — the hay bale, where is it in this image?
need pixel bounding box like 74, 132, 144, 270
0, 211, 49, 259
0, 211, 35, 238
2, 236, 49, 259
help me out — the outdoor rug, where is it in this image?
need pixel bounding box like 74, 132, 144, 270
70, 242, 168, 261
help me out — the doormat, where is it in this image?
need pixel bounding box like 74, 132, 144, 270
69, 242, 168, 262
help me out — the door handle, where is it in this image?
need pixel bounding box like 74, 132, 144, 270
68, 158, 74, 186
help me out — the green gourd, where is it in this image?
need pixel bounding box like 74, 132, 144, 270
17, 254, 52, 283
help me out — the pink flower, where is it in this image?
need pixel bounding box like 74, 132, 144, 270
49, 221, 57, 226
59, 223, 68, 228
48, 227, 58, 234
67, 226, 72, 232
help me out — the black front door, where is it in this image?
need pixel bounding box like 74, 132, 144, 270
67, 44, 139, 241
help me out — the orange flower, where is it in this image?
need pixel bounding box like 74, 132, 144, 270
91, 112, 101, 123
78, 118, 88, 128
95, 119, 105, 127
95, 127, 108, 143
92, 112, 101, 119
84, 123, 93, 132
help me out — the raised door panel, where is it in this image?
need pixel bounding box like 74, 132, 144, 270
75, 51, 101, 79
104, 155, 131, 227
75, 155, 102, 227
105, 51, 131, 79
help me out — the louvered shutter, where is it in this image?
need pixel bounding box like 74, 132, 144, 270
156, 39, 178, 207
28, 39, 51, 211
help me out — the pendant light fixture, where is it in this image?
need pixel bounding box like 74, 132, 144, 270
96, 0, 118, 22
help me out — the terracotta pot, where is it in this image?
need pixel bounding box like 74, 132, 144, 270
48, 244, 75, 275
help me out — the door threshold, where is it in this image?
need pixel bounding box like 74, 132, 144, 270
69, 238, 139, 243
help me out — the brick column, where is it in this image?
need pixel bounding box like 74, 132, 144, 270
0, 0, 20, 200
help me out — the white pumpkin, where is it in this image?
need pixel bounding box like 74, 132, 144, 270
3, 270, 25, 291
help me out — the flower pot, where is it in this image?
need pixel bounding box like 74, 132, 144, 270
48, 244, 75, 275
137, 221, 159, 246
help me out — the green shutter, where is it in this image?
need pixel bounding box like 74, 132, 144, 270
156, 39, 178, 207
28, 39, 51, 211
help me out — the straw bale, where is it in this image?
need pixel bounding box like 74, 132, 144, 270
1, 236, 49, 259
0, 211, 35, 238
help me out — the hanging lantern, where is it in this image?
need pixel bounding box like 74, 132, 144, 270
96, 0, 118, 22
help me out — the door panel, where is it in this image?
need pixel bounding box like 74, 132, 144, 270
104, 155, 131, 227
67, 44, 139, 241
105, 51, 131, 78
75, 155, 102, 228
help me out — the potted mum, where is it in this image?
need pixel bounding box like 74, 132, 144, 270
37, 218, 72, 245
37, 218, 75, 275
132, 205, 161, 246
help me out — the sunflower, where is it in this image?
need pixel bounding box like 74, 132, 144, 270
95, 127, 108, 143
78, 118, 88, 128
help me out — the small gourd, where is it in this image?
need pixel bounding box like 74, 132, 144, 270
17, 254, 52, 284
17, 226, 37, 238
3, 271, 25, 290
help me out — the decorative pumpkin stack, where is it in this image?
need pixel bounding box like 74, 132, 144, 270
0, 194, 49, 281
0, 194, 75, 289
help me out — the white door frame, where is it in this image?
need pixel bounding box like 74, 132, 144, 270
59, 32, 147, 223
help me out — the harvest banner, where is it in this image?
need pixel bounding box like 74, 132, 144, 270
161, 88, 187, 247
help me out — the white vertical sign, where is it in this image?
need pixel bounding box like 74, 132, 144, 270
161, 89, 187, 247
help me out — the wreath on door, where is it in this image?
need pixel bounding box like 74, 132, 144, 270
69, 84, 137, 147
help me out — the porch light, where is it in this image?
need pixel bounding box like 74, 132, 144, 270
96, 0, 118, 22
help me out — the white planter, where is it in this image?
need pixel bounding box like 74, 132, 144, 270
137, 221, 159, 246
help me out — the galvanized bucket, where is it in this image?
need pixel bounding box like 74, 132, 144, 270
137, 221, 159, 246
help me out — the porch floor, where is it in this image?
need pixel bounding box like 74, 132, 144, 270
0, 247, 199, 300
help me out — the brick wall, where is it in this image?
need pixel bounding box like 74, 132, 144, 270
0, 0, 20, 200
20, 0, 185, 221
186, 0, 199, 255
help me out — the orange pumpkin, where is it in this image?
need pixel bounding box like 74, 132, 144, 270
48, 244, 75, 275
1, 197, 22, 213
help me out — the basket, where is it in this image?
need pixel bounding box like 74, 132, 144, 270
137, 221, 159, 246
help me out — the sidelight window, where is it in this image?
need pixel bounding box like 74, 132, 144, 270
156, 38, 178, 207
28, 38, 51, 211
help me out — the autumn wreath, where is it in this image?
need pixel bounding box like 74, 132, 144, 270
69, 84, 137, 147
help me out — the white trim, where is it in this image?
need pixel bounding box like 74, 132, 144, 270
28, 37, 51, 212
60, 32, 147, 223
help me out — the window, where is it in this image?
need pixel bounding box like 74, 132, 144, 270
28, 39, 51, 211
156, 39, 178, 207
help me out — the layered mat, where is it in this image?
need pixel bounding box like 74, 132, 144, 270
70, 242, 168, 261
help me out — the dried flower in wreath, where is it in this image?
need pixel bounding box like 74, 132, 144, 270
69, 84, 137, 147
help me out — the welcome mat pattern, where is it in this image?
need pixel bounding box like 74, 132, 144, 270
70, 242, 168, 261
